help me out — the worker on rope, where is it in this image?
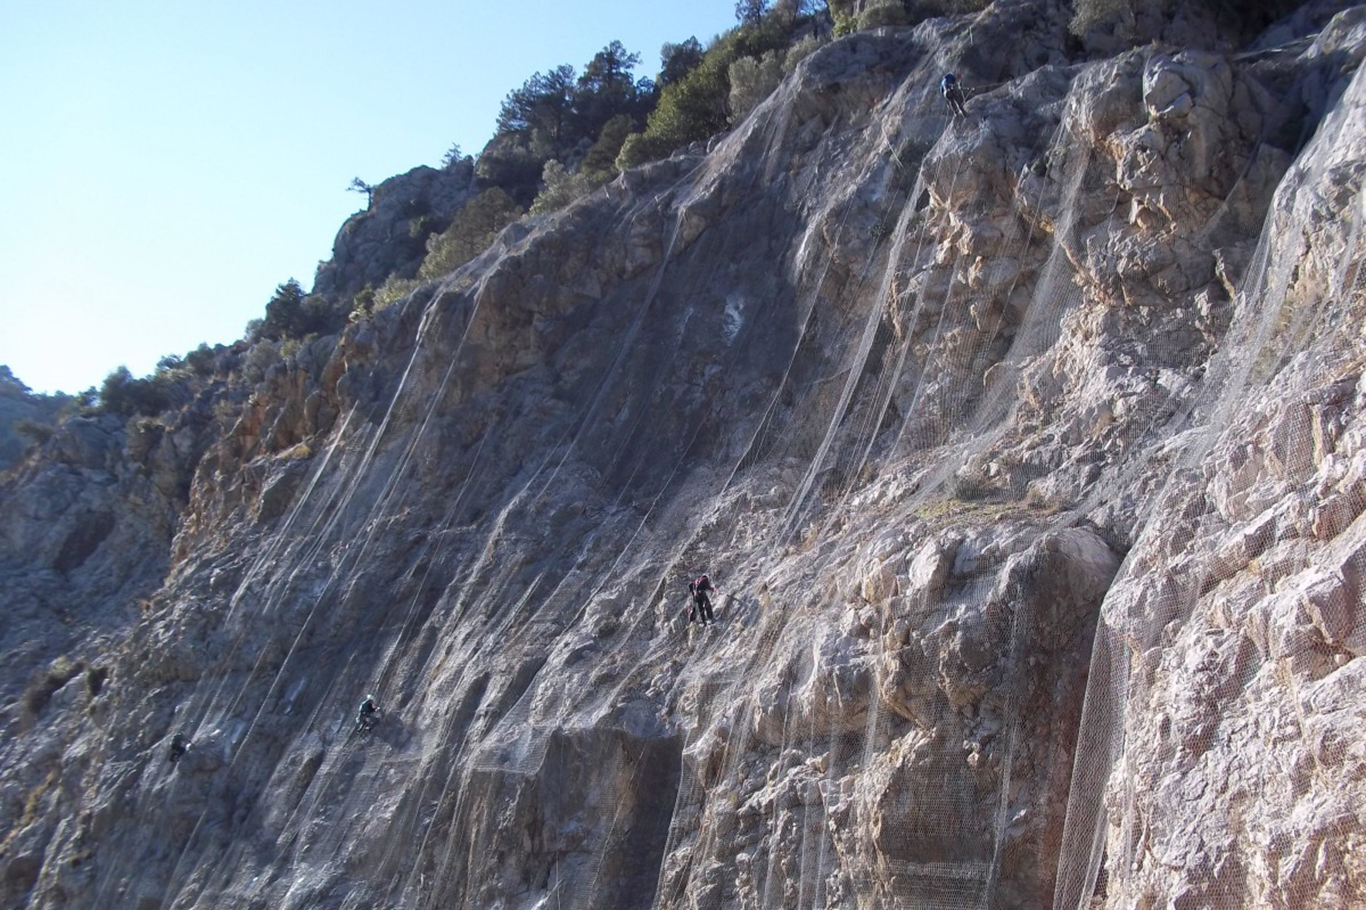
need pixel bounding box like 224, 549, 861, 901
941, 73, 969, 118
355, 694, 380, 733
688, 573, 721, 626
167, 732, 190, 764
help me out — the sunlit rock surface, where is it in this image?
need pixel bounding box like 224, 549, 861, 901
2, 3, 1364, 909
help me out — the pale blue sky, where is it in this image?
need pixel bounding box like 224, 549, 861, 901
0, 0, 741, 394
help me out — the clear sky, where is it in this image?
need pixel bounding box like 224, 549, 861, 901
0, 0, 742, 395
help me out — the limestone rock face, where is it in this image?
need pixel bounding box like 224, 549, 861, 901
0, 372, 68, 472
2, 3, 1365, 910
1055, 43, 1366, 907
311, 162, 478, 305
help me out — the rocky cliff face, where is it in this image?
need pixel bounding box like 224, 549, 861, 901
0, 378, 69, 473
2, 3, 1364, 909
312, 161, 479, 307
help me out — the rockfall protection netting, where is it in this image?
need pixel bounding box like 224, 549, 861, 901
646, 26, 1366, 910
1053, 57, 1366, 910
66, 13, 1366, 910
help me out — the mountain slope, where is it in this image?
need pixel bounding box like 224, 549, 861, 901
2, 3, 1364, 909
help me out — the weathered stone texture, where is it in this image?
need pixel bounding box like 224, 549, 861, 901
2, 3, 1364, 910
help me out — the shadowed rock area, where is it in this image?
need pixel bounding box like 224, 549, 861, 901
2, 3, 1365, 909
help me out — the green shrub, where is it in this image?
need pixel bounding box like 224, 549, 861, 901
619, 50, 731, 167
729, 50, 786, 122
735, 28, 825, 106
351, 285, 378, 318
575, 41, 648, 140
616, 131, 676, 170
418, 188, 524, 280
581, 113, 637, 182
783, 34, 823, 74
98, 366, 170, 417
151, 346, 220, 383
0, 364, 25, 391
408, 214, 434, 239
372, 278, 421, 313
530, 160, 604, 215
24, 656, 83, 717
280, 337, 303, 360
184, 343, 217, 377
255, 278, 338, 342
477, 42, 653, 205
242, 340, 282, 385
14, 418, 55, 447
659, 38, 705, 88
830, 0, 858, 33
65, 389, 97, 416
859, 0, 909, 29
617, 16, 798, 169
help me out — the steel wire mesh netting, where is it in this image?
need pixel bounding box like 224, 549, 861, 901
71, 23, 1366, 910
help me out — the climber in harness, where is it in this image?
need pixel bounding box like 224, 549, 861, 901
355, 694, 380, 734
167, 732, 190, 764
941, 73, 969, 118
688, 574, 721, 626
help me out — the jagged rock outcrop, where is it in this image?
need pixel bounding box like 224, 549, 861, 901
0, 373, 68, 473
311, 161, 479, 306
1, 3, 1363, 909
